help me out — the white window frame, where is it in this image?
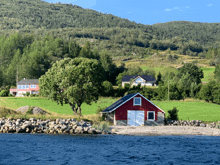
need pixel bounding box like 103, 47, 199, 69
147, 111, 155, 121
133, 97, 142, 106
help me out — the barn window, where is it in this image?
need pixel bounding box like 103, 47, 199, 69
133, 97, 142, 106
147, 111, 155, 121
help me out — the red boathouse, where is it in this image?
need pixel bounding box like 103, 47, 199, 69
102, 93, 165, 126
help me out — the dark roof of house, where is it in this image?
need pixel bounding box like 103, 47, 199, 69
102, 92, 165, 114
18, 79, 39, 85
122, 75, 156, 82
102, 93, 137, 113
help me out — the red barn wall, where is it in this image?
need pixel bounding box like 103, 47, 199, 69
115, 94, 163, 121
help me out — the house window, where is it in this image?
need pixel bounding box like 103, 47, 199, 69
147, 111, 155, 121
18, 85, 21, 89
30, 85, 36, 88
26, 85, 29, 89
133, 97, 142, 106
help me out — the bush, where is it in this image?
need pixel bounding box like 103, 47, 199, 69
96, 106, 108, 121
26, 92, 30, 97
92, 121, 110, 132
0, 90, 9, 97
30, 94, 36, 97
167, 107, 179, 120
102, 81, 113, 96
26, 106, 34, 115
0, 106, 17, 117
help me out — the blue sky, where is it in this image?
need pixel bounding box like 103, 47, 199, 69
44, 0, 220, 25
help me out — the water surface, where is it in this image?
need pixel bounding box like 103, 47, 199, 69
0, 134, 220, 165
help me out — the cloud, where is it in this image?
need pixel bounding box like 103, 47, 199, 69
207, 4, 212, 6
173, 7, 179, 10
164, 8, 172, 12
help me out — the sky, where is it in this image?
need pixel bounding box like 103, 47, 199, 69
44, 0, 220, 25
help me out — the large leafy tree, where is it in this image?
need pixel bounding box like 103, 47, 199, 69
39, 57, 104, 115
177, 63, 204, 84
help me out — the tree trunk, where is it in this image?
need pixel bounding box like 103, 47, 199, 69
78, 107, 82, 116
69, 103, 77, 115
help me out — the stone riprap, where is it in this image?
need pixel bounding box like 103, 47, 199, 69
16, 106, 48, 115
166, 120, 220, 128
0, 117, 103, 134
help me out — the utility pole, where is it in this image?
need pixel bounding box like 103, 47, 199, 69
16, 66, 18, 96
168, 72, 170, 102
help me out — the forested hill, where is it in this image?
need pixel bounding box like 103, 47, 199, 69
0, 0, 144, 29
1, 0, 220, 48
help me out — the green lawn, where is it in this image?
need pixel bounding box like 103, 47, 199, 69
1, 97, 220, 121
153, 100, 220, 122
141, 66, 215, 83
0, 97, 118, 115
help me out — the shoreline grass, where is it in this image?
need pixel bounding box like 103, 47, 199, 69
1, 97, 220, 122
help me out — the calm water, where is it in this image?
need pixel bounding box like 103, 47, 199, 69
0, 134, 220, 165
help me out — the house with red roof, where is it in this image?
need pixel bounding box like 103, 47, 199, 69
102, 93, 165, 126
10, 79, 39, 97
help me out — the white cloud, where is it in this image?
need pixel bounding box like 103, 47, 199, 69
164, 8, 172, 12
186, 6, 189, 8
173, 7, 179, 10
207, 4, 212, 6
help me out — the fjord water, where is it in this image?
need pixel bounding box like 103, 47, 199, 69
1, 134, 220, 165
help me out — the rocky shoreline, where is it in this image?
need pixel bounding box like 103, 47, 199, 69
0, 117, 108, 135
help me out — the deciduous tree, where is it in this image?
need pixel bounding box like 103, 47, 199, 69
39, 58, 104, 115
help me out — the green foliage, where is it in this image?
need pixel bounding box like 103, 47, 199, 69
102, 81, 114, 97
0, 106, 17, 118
26, 92, 30, 97
177, 63, 204, 84
214, 64, 220, 82
25, 106, 34, 115
0, 90, 9, 97
167, 107, 179, 120
92, 121, 110, 132
39, 57, 104, 115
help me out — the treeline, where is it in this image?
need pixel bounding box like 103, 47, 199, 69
101, 63, 220, 104
0, 0, 220, 59
0, 33, 125, 87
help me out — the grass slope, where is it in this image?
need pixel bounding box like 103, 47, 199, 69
0, 97, 118, 115
1, 97, 220, 122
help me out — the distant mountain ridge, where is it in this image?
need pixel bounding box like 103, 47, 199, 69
0, 0, 144, 30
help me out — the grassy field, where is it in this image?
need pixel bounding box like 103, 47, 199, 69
1, 97, 220, 122
200, 67, 215, 83
0, 97, 118, 115
140, 66, 215, 83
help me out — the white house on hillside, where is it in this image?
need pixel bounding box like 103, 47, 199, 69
122, 75, 156, 87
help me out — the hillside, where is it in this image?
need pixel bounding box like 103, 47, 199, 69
0, 0, 219, 59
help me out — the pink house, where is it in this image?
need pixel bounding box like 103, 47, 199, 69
10, 79, 39, 97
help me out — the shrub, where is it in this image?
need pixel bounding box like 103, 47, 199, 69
26, 106, 34, 115
167, 107, 179, 120
26, 92, 30, 97
0, 106, 17, 117
0, 90, 9, 97
30, 94, 36, 97
92, 121, 110, 132
96, 106, 108, 121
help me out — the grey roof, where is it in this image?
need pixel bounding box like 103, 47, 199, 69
102, 93, 137, 113
122, 75, 156, 82
18, 79, 39, 85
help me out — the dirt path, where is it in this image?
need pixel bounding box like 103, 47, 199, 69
0, 98, 7, 104
110, 126, 220, 136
